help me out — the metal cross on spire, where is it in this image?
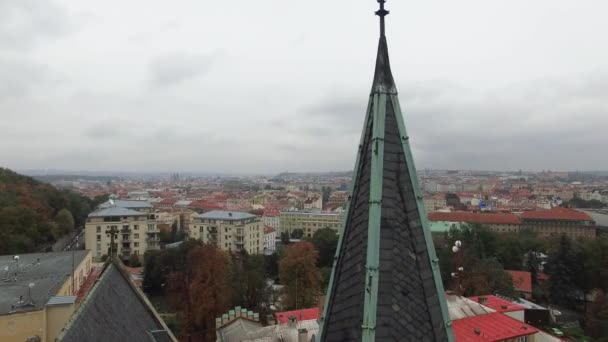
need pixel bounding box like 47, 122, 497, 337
375, 0, 389, 37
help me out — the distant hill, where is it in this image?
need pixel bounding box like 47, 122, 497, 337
0, 168, 105, 254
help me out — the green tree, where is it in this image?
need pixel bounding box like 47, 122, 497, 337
545, 235, 582, 308
229, 252, 270, 315
310, 227, 339, 268
279, 241, 321, 309
129, 253, 142, 267
54, 208, 75, 236
588, 291, 608, 340
321, 186, 332, 204
291, 229, 304, 239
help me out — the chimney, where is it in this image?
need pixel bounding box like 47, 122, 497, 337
288, 316, 297, 329
298, 328, 308, 342
229, 212, 233, 217
478, 296, 487, 304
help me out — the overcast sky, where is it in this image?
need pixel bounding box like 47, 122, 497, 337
1, 0, 607, 174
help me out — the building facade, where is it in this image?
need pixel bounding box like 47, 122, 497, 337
279, 210, 342, 238
85, 206, 160, 262
427, 211, 521, 233
520, 207, 596, 239
189, 211, 264, 254
263, 226, 277, 255
303, 195, 322, 210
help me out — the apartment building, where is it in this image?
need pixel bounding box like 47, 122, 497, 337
189, 211, 264, 254
303, 195, 323, 210
85, 205, 160, 262
279, 209, 343, 238
427, 211, 521, 233
423, 194, 447, 212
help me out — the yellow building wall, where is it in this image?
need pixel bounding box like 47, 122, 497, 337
0, 310, 46, 342
46, 304, 75, 342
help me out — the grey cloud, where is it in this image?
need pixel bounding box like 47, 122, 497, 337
0, 57, 51, 101
148, 53, 216, 87
0, 0, 71, 50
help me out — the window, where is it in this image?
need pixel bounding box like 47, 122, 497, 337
134, 234, 139, 239
96, 235, 101, 241
134, 242, 139, 247
96, 226, 101, 233
134, 225, 139, 230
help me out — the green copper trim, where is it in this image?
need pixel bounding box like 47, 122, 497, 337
319, 96, 374, 340
362, 93, 386, 342
390, 95, 455, 341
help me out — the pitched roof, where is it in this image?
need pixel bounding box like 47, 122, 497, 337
0, 250, 90, 315
88, 206, 147, 218
275, 307, 319, 324
506, 270, 533, 293
428, 211, 521, 225
198, 210, 257, 220
520, 206, 593, 221
99, 199, 152, 209
467, 295, 525, 313
57, 261, 176, 342
321, 5, 452, 340
452, 312, 538, 341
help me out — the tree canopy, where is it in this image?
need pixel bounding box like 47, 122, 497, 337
279, 241, 321, 309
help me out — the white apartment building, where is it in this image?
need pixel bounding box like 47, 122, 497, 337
262, 215, 280, 229
85, 206, 160, 262
189, 211, 264, 254
279, 209, 343, 238
263, 226, 277, 255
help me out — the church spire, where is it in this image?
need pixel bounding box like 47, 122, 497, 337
319, 1, 454, 341
371, 0, 397, 94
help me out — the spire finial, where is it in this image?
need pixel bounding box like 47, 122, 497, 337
375, 0, 389, 37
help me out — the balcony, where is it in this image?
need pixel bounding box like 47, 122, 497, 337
120, 227, 131, 233
146, 243, 160, 250
146, 236, 160, 242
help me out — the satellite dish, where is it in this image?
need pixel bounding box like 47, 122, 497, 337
109, 199, 115, 206
3, 266, 8, 271
13, 256, 19, 261
28, 283, 35, 288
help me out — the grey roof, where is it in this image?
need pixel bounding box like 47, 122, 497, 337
58, 261, 176, 342
320, 6, 452, 341
88, 206, 147, 218
99, 199, 152, 209
198, 210, 257, 220
581, 209, 608, 227
0, 250, 89, 316
47, 296, 76, 306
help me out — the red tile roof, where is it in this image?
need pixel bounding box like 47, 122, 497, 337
467, 295, 525, 313
274, 307, 319, 324
264, 226, 275, 234
506, 270, 532, 293
428, 211, 520, 225
520, 207, 593, 221
453, 312, 538, 341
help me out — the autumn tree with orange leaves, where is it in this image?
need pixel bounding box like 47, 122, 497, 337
168, 243, 231, 342
279, 241, 322, 310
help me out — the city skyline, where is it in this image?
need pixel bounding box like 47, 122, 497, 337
2, 0, 607, 173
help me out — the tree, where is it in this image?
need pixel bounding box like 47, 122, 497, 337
588, 291, 608, 340
280, 232, 290, 245
168, 244, 231, 341
129, 253, 142, 267
229, 252, 270, 315
279, 241, 321, 310
291, 229, 304, 239
54, 208, 75, 237
310, 227, 339, 268
321, 186, 332, 204
545, 235, 582, 308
